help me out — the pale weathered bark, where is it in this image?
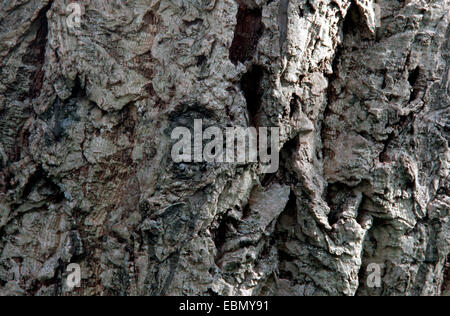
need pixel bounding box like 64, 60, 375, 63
0, 0, 448, 296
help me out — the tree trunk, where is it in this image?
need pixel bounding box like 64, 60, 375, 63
0, 0, 448, 296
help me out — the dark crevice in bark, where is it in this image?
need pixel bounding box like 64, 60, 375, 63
343, 1, 372, 37
212, 215, 240, 258
442, 255, 450, 295
261, 172, 277, 188
272, 190, 297, 287
356, 254, 367, 295
70, 75, 85, 99
289, 94, 301, 119
408, 66, 421, 102
196, 55, 207, 66
20, 166, 64, 203
28, 259, 64, 296
325, 183, 354, 226
242, 203, 252, 220
276, 135, 299, 185
408, 66, 420, 87
240, 65, 264, 127
26, 3, 52, 99
299, 0, 316, 18
259, 133, 298, 191
342, 2, 361, 36
379, 113, 414, 162
379, 131, 395, 163
21, 166, 45, 199
207, 288, 219, 296
0, 4, 53, 194
229, 3, 264, 65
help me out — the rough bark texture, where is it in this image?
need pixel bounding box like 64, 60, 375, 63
0, 0, 448, 296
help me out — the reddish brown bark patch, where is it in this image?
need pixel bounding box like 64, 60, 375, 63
229, 4, 264, 65
26, 7, 50, 99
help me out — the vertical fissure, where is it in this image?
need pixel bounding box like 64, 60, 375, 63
229, 3, 264, 65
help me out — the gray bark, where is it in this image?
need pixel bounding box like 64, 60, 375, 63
0, 0, 448, 296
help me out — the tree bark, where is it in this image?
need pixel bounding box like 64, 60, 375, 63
0, 0, 448, 296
